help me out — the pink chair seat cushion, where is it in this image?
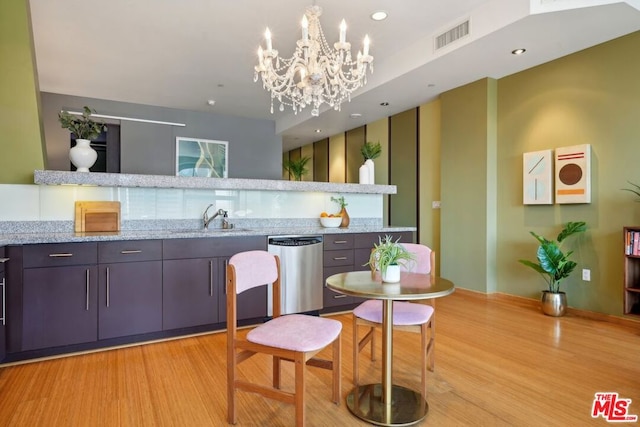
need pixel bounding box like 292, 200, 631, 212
247, 314, 342, 352
354, 300, 434, 326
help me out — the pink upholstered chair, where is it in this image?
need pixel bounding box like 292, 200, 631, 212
226, 250, 341, 427
352, 243, 435, 396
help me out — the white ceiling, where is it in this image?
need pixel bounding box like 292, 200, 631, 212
29, 0, 640, 151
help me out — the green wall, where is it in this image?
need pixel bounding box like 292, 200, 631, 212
418, 100, 442, 272
440, 79, 497, 293
496, 31, 640, 315
389, 109, 418, 228
0, 0, 45, 183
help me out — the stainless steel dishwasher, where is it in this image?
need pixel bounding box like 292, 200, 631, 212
267, 235, 323, 315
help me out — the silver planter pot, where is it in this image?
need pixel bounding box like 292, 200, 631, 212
541, 291, 567, 316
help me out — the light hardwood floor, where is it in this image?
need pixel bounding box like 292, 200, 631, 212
0, 290, 639, 426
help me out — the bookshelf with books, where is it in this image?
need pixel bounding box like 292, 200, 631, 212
624, 227, 640, 316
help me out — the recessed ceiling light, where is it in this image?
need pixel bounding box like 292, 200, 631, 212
371, 11, 388, 21
207, 100, 216, 106
314, 129, 322, 133
380, 102, 389, 106
512, 48, 526, 55
350, 113, 362, 119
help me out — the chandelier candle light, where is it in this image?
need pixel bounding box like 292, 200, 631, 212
254, 5, 373, 116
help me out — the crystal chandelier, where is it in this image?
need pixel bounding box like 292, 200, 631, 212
254, 5, 373, 117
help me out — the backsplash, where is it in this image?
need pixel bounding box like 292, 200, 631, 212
0, 184, 383, 222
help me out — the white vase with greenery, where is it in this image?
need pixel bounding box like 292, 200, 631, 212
360, 141, 381, 185
59, 106, 106, 172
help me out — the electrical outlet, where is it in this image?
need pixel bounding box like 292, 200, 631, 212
582, 269, 591, 281
432, 201, 441, 209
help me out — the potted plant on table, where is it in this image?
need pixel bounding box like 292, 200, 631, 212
58, 106, 106, 172
518, 221, 587, 316
366, 235, 415, 283
359, 141, 381, 184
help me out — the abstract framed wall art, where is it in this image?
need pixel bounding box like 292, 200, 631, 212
555, 144, 591, 204
523, 149, 554, 205
176, 137, 228, 178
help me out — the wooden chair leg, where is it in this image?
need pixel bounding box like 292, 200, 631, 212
421, 323, 428, 397
227, 348, 237, 424
428, 317, 435, 372
295, 353, 306, 427
273, 356, 281, 389
333, 335, 341, 404
370, 326, 376, 361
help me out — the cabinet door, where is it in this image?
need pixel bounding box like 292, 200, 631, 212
98, 261, 163, 340
322, 265, 355, 309
218, 257, 267, 324
22, 265, 98, 351
163, 258, 218, 330
0, 252, 6, 361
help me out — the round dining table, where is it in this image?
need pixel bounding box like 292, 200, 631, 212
325, 270, 455, 426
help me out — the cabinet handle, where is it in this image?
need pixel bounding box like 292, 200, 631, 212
49, 253, 73, 258
333, 294, 347, 299
106, 267, 110, 307
333, 240, 348, 244
209, 260, 214, 297
333, 256, 348, 260
85, 269, 90, 311
0, 277, 5, 326
0, 258, 9, 263
120, 250, 142, 254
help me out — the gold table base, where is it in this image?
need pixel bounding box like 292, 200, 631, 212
346, 383, 428, 426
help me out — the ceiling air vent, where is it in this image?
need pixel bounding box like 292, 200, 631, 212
434, 19, 470, 51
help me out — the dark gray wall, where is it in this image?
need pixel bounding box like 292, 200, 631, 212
41, 92, 282, 179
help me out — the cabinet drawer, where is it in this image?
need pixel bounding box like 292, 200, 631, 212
99, 240, 162, 263
163, 236, 267, 259
323, 235, 354, 250
23, 242, 98, 268
323, 249, 354, 267
354, 232, 414, 249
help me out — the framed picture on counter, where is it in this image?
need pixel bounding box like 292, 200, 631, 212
176, 137, 228, 178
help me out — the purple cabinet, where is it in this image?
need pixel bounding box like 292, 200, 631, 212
163, 258, 218, 330
0, 248, 7, 361
162, 236, 267, 330
97, 241, 163, 340
21, 243, 99, 351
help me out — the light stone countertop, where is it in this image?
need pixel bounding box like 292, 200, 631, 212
0, 225, 416, 246
34, 170, 397, 194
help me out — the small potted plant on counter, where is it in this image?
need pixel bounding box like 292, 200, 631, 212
518, 221, 587, 316
366, 235, 415, 283
330, 196, 349, 228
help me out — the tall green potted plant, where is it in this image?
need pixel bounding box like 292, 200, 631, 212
283, 156, 311, 181
366, 235, 415, 283
58, 106, 106, 172
518, 221, 587, 316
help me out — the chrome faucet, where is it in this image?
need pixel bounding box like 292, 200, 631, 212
203, 204, 227, 229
